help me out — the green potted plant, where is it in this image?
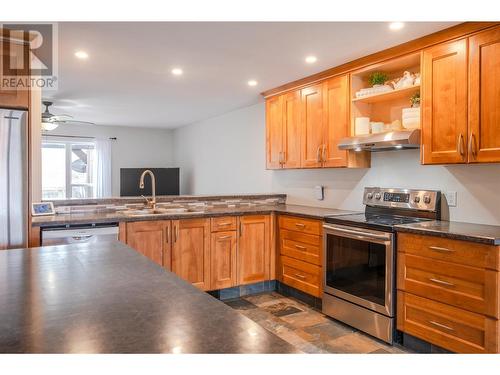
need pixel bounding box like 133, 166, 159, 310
368, 72, 389, 87
410, 92, 420, 108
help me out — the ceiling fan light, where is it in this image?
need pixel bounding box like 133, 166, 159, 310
41, 121, 59, 131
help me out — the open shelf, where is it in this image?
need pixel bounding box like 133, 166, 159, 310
352, 84, 420, 104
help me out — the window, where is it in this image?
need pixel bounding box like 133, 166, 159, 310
42, 138, 96, 199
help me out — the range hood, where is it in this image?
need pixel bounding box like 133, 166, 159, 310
338, 129, 421, 152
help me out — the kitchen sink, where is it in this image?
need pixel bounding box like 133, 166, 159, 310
123, 207, 205, 216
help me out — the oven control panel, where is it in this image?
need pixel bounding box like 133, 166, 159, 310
363, 187, 440, 212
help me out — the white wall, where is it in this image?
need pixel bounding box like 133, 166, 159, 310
46, 124, 175, 196
173, 102, 500, 225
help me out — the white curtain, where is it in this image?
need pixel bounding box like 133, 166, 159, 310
93, 138, 112, 198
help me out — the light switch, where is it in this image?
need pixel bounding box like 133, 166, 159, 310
314, 185, 324, 201
444, 191, 457, 207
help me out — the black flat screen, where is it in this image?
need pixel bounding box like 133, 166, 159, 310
120, 168, 180, 196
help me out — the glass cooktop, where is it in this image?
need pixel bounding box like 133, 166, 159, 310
324, 213, 431, 231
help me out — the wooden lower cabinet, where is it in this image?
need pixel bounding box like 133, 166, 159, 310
237, 215, 271, 285
398, 291, 499, 353
126, 220, 171, 268
277, 215, 323, 297
171, 218, 211, 291
210, 230, 237, 290
397, 232, 500, 353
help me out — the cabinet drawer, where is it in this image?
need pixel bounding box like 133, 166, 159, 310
279, 229, 321, 266
398, 291, 499, 353
211, 216, 237, 232
398, 233, 499, 270
398, 253, 499, 318
281, 255, 321, 297
279, 215, 322, 236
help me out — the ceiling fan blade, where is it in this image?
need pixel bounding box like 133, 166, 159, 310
55, 120, 96, 126
51, 114, 74, 120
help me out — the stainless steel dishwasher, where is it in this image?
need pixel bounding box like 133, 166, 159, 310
41, 223, 119, 246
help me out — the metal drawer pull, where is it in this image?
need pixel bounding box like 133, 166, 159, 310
217, 222, 232, 226
218, 235, 232, 240
295, 223, 306, 228
429, 246, 455, 253
429, 278, 455, 287
72, 235, 93, 241
294, 244, 307, 250
429, 320, 454, 331
294, 273, 306, 279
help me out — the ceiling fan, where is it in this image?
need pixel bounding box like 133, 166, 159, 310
41, 101, 96, 131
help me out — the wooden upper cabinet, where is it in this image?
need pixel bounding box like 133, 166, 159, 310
301, 83, 324, 168
171, 218, 211, 290
322, 75, 349, 167
126, 220, 171, 268
469, 26, 500, 163
266, 95, 283, 169
237, 215, 271, 285
282, 91, 301, 168
210, 231, 237, 290
422, 39, 468, 164
0, 39, 30, 109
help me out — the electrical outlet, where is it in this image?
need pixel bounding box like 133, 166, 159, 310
314, 185, 324, 201
444, 191, 457, 207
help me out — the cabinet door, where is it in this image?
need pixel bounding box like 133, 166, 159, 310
210, 231, 237, 290
126, 220, 170, 268
282, 90, 301, 168
422, 39, 468, 164
0, 39, 30, 108
322, 75, 349, 167
266, 95, 283, 169
301, 83, 324, 168
171, 218, 210, 290
469, 27, 500, 163
237, 215, 270, 285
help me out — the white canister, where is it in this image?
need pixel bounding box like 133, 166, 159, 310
355, 117, 370, 135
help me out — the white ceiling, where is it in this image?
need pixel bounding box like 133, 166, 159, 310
45, 22, 457, 129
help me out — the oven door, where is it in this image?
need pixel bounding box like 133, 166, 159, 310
323, 224, 394, 316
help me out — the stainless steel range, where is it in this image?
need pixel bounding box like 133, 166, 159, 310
322, 187, 441, 344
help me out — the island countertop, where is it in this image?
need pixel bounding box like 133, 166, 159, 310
0, 241, 297, 353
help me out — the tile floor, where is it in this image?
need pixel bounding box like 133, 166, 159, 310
224, 291, 409, 354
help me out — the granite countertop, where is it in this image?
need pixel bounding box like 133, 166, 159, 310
395, 220, 500, 245
0, 241, 297, 353
32, 203, 358, 227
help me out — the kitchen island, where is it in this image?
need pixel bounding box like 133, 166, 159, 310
0, 241, 297, 353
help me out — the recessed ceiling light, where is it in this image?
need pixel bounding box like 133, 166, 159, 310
171, 68, 183, 76
247, 80, 258, 87
389, 22, 405, 31
74, 50, 89, 59
305, 55, 317, 64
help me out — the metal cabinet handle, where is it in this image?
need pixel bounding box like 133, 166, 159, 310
316, 146, 321, 163
429, 320, 454, 331
322, 144, 327, 163
218, 235, 232, 240
294, 273, 306, 280
429, 246, 455, 253
429, 278, 455, 287
166, 225, 170, 244
217, 222, 231, 226
458, 133, 465, 158
173, 225, 178, 243
239, 221, 243, 237
295, 244, 307, 250
469, 133, 478, 160
295, 223, 306, 228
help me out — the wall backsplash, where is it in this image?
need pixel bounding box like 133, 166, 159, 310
173, 102, 500, 225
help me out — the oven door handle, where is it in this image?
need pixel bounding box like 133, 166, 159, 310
323, 225, 391, 241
